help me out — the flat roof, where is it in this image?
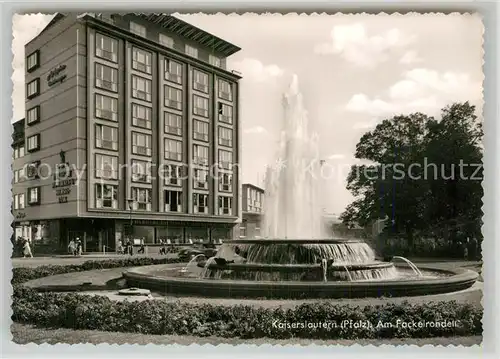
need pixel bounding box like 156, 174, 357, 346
242, 183, 265, 192
137, 14, 241, 57
28, 13, 241, 58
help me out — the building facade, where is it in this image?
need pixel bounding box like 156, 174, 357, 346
12, 13, 242, 253
239, 183, 264, 239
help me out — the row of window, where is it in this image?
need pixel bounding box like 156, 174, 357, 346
95, 152, 235, 187
13, 185, 234, 216
13, 187, 40, 209
127, 22, 222, 67
95, 183, 233, 215
94, 121, 233, 151
94, 61, 233, 103
96, 92, 233, 127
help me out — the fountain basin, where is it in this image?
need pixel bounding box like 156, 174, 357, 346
197, 261, 393, 272
123, 264, 479, 299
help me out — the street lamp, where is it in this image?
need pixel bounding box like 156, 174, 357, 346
126, 198, 134, 255
127, 197, 134, 235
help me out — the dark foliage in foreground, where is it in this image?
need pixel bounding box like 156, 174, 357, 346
12, 285, 482, 339
11, 259, 482, 339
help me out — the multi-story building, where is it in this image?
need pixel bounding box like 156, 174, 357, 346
11, 13, 242, 253
239, 183, 264, 239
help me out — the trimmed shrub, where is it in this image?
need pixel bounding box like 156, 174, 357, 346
11, 258, 483, 339
11, 257, 183, 286
11, 287, 482, 339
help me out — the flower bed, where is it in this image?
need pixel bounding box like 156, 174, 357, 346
11, 259, 483, 339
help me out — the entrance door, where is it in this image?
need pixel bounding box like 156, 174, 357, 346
98, 228, 115, 252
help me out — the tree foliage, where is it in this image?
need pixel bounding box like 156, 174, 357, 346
340, 102, 483, 244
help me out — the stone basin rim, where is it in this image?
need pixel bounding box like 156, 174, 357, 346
122, 265, 479, 298
124, 264, 477, 285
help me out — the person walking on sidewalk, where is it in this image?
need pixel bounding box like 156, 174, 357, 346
23, 238, 33, 258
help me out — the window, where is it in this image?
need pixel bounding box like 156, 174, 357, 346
14, 193, 25, 209
219, 173, 233, 192
193, 120, 209, 141
218, 103, 233, 124
185, 44, 198, 58
132, 47, 152, 74
132, 160, 151, 183
26, 161, 40, 180
95, 124, 118, 151
164, 138, 182, 161
26, 50, 40, 72
95, 33, 118, 62
14, 170, 19, 183
193, 144, 208, 165
193, 169, 208, 189
193, 70, 208, 93
164, 112, 182, 136
218, 150, 233, 170
165, 190, 182, 212
159, 34, 174, 48
13, 145, 25, 160
95, 94, 118, 121
28, 187, 40, 205
132, 103, 152, 129
209, 54, 221, 67
219, 196, 233, 215
218, 79, 233, 101
165, 164, 182, 186
95, 154, 118, 179
130, 21, 146, 37
164, 86, 182, 110
26, 79, 40, 99
27, 105, 40, 125
218, 126, 233, 147
193, 193, 208, 214
27, 134, 40, 152
95, 63, 118, 92
131, 187, 152, 211
95, 183, 118, 209
193, 95, 209, 117
240, 223, 247, 238
164, 59, 182, 84
132, 75, 152, 102
132, 132, 152, 156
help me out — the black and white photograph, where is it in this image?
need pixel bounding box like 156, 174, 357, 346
9, 11, 485, 347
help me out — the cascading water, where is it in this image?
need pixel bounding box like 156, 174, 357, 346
262, 74, 325, 240
199, 74, 413, 282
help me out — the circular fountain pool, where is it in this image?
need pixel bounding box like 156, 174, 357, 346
123, 239, 479, 299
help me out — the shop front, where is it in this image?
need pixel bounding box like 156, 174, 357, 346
116, 218, 236, 247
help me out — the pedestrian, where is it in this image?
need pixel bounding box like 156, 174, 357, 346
463, 241, 468, 261
23, 239, 33, 258
75, 237, 82, 256
138, 238, 145, 254
117, 240, 124, 254
128, 238, 134, 256
68, 239, 76, 255
159, 239, 166, 255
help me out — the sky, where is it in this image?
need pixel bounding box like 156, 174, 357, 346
12, 13, 484, 214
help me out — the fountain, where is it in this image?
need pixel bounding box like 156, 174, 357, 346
123, 74, 479, 298
199, 74, 400, 283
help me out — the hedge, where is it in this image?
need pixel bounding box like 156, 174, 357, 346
11, 257, 183, 286
11, 258, 483, 339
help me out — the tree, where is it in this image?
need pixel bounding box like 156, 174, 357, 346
340, 102, 483, 247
